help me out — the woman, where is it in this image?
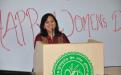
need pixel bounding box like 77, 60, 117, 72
34, 13, 70, 47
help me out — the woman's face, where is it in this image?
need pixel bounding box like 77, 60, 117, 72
44, 16, 56, 33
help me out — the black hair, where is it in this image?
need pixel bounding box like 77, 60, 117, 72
40, 13, 62, 37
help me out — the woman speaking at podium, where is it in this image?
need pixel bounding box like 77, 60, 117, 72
33, 13, 70, 72
34, 13, 70, 47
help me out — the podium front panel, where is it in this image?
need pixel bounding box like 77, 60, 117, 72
34, 43, 104, 75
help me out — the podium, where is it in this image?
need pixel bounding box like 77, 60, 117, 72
34, 40, 104, 75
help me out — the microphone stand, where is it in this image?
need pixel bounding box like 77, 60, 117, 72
52, 28, 54, 43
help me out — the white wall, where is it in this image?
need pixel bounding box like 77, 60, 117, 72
0, 0, 121, 72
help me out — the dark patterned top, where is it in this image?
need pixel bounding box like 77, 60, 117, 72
34, 33, 70, 47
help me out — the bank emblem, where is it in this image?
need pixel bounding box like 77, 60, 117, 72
52, 52, 94, 75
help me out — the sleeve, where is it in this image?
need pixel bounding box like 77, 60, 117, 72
62, 33, 70, 43
34, 33, 42, 48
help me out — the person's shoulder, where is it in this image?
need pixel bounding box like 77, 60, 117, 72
61, 32, 66, 35
60, 33, 67, 37
60, 32, 70, 43
35, 33, 40, 37
35, 33, 43, 39
36, 33, 42, 37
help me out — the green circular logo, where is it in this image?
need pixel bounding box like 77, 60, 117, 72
52, 52, 94, 75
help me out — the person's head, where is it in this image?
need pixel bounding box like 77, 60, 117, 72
40, 13, 61, 36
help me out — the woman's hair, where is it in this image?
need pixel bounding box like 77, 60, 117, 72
40, 13, 61, 37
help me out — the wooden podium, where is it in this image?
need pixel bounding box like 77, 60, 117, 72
34, 40, 104, 75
